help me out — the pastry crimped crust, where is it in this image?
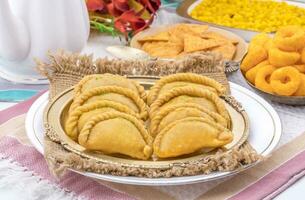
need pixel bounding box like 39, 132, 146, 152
153, 117, 233, 158
149, 86, 230, 122
79, 111, 153, 160
69, 86, 148, 120
74, 74, 147, 101
65, 100, 139, 141
147, 73, 226, 105
149, 103, 229, 137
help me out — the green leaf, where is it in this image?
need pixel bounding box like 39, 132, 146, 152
90, 20, 119, 37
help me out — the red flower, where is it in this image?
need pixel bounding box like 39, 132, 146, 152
86, 0, 105, 11
86, 0, 161, 37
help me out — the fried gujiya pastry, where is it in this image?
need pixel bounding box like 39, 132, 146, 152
153, 117, 233, 158
149, 86, 230, 123
74, 74, 147, 100
69, 86, 148, 120
65, 100, 139, 141
78, 111, 153, 160
147, 73, 226, 105
150, 103, 229, 137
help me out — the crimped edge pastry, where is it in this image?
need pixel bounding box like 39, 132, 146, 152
74, 74, 147, 100
147, 73, 226, 105
65, 100, 139, 141
69, 86, 148, 120
153, 117, 233, 158
149, 86, 230, 122
150, 103, 229, 137
78, 111, 153, 160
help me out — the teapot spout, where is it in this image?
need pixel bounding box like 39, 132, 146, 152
0, 0, 30, 61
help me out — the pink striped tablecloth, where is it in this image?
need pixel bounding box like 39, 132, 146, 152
0, 92, 305, 200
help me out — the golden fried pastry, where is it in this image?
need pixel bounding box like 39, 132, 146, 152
184, 35, 224, 53
249, 33, 271, 50
153, 117, 233, 158
65, 100, 139, 141
138, 31, 170, 42
274, 26, 305, 52
294, 73, 305, 96
245, 60, 269, 84
138, 23, 238, 60
147, 73, 226, 105
268, 47, 300, 67
293, 64, 305, 73
210, 42, 236, 60
168, 23, 209, 37
149, 87, 230, 123
74, 74, 146, 100
270, 66, 301, 96
79, 112, 153, 160
301, 48, 305, 63
146, 42, 183, 58
150, 103, 229, 137
240, 45, 268, 72
264, 39, 274, 51
70, 86, 148, 120
255, 65, 276, 94
200, 31, 239, 45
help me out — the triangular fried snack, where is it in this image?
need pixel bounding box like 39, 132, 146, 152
184, 35, 223, 53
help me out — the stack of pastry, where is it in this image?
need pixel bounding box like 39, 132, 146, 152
65, 74, 153, 160
64, 73, 234, 160
147, 73, 233, 158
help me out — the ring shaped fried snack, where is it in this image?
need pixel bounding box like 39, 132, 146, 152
245, 60, 269, 84
240, 45, 268, 72
301, 48, 305, 63
270, 67, 301, 96
274, 26, 305, 52
294, 73, 305, 96
255, 65, 276, 94
268, 47, 300, 67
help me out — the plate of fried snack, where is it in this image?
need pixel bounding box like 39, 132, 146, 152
241, 25, 305, 105
25, 72, 283, 185
130, 23, 247, 62
47, 73, 247, 161
177, 0, 305, 41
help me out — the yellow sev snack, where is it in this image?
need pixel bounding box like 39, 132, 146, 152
190, 0, 305, 33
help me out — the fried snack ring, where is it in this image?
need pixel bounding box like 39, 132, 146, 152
153, 117, 233, 158
74, 74, 147, 100
149, 86, 230, 123
268, 47, 300, 67
294, 73, 305, 96
270, 67, 301, 96
245, 60, 269, 84
79, 111, 153, 160
150, 103, 229, 137
293, 64, 305, 73
249, 33, 270, 50
70, 86, 148, 120
147, 73, 226, 105
255, 65, 276, 94
240, 45, 268, 72
65, 100, 139, 141
301, 48, 305, 63
274, 26, 305, 52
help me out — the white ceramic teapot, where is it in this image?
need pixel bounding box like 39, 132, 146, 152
0, 0, 90, 83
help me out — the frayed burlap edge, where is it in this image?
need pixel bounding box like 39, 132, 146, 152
37, 51, 261, 178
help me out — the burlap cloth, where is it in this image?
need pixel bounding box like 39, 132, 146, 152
36, 51, 260, 178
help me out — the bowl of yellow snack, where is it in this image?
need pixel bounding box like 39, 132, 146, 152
177, 0, 305, 41
130, 23, 248, 63
240, 25, 305, 105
